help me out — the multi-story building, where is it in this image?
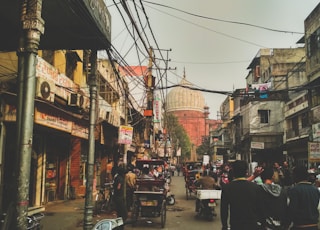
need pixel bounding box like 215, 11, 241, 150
210, 96, 233, 164
303, 3, 320, 166
0, 50, 145, 220
225, 48, 306, 165
213, 3, 320, 168
283, 61, 309, 167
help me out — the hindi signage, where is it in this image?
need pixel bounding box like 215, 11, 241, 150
309, 142, 320, 162
118, 125, 133, 145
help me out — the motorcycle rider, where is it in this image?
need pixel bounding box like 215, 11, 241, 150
219, 163, 231, 189
194, 170, 217, 214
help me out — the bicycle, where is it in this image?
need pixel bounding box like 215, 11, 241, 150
94, 182, 114, 215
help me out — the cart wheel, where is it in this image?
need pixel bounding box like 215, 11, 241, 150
160, 200, 166, 228
131, 202, 139, 227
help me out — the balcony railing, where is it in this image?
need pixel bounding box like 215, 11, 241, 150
286, 127, 310, 139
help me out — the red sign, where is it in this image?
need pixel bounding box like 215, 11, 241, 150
144, 109, 153, 117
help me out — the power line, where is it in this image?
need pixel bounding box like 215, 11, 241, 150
142, 0, 303, 35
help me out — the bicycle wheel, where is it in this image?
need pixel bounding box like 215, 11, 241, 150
160, 200, 166, 228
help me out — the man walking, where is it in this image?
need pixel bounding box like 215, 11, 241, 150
113, 166, 128, 225
220, 160, 263, 230
287, 166, 320, 230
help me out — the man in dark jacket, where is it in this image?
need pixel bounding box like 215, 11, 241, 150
259, 167, 289, 229
287, 166, 320, 230
113, 166, 128, 224
220, 160, 263, 230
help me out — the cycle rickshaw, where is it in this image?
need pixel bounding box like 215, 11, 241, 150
131, 159, 168, 228
184, 161, 203, 200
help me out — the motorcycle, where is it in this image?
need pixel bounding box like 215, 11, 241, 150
195, 189, 220, 221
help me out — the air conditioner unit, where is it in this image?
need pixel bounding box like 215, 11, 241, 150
68, 93, 85, 108
81, 96, 90, 111
36, 77, 55, 102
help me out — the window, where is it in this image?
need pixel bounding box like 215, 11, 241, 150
301, 113, 309, 128
258, 110, 270, 124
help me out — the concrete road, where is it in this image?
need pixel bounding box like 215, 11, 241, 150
124, 173, 222, 230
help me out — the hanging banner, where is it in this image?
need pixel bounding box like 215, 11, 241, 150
153, 93, 161, 123
118, 125, 133, 144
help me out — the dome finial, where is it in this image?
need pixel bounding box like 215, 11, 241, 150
183, 67, 186, 79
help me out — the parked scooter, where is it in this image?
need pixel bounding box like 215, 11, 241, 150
166, 191, 175, 205
92, 217, 124, 230
27, 213, 45, 230
164, 180, 175, 205
164, 170, 171, 184
195, 190, 220, 221
0, 202, 44, 230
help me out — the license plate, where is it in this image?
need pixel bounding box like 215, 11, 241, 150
140, 200, 158, 206
208, 202, 216, 207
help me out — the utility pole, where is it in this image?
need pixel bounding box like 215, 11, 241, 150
123, 83, 129, 166
162, 49, 172, 160
83, 50, 98, 230
153, 48, 175, 160
15, 0, 44, 229
144, 47, 154, 154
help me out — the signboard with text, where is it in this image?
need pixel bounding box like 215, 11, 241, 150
118, 125, 133, 145
250, 141, 264, 149
308, 142, 320, 162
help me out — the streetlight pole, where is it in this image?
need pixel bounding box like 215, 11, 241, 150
15, 1, 44, 229
83, 50, 98, 230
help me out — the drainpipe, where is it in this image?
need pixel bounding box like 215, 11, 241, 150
83, 50, 97, 230
15, 0, 44, 229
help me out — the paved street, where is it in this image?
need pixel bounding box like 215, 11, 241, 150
42, 173, 222, 229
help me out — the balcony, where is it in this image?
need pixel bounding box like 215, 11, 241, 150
285, 99, 308, 118
286, 127, 311, 140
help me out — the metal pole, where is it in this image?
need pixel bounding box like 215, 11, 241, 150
83, 50, 98, 230
15, 0, 44, 229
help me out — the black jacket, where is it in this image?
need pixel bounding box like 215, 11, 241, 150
220, 179, 263, 230
287, 182, 320, 226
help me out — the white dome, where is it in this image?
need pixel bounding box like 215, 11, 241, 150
166, 77, 205, 113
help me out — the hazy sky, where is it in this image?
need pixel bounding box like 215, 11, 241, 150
103, 0, 319, 119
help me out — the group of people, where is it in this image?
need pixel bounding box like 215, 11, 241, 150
220, 160, 320, 230
110, 162, 171, 224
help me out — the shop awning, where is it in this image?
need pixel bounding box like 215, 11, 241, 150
0, 0, 111, 51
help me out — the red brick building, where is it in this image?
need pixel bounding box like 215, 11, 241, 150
166, 73, 210, 147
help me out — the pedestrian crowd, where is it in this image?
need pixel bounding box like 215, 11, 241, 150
107, 159, 320, 230
219, 160, 320, 230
